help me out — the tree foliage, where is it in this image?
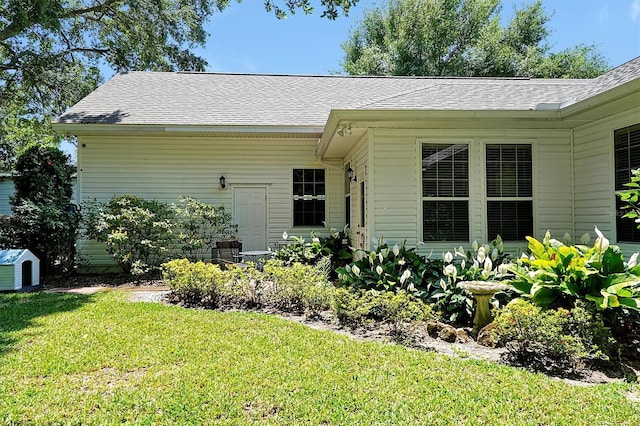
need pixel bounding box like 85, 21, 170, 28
341, 0, 608, 78
0, 0, 359, 170
0, 145, 79, 275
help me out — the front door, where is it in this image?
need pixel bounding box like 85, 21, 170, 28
233, 187, 268, 251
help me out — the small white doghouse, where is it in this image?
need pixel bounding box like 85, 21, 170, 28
0, 249, 40, 291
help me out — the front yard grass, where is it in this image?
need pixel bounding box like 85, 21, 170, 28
1, 291, 639, 425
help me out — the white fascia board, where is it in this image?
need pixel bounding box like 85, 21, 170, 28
559, 79, 640, 118
52, 123, 324, 136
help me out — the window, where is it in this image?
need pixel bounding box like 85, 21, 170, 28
615, 123, 640, 242
486, 144, 533, 240
422, 143, 469, 241
293, 168, 325, 227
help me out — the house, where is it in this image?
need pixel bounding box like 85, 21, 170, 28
0, 249, 40, 291
53, 57, 640, 270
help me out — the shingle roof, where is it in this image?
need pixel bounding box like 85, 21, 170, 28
55, 57, 640, 128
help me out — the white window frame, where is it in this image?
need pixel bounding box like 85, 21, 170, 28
291, 167, 327, 228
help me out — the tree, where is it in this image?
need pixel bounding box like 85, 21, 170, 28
341, 0, 608, 78
0, 145, 79, 275
0, 0, 359, 170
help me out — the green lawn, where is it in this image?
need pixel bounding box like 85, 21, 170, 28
1, 291, 639, 425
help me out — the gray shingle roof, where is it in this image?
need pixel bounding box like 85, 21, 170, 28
55, 57, 640, 127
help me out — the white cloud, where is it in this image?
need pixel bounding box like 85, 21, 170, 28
632, 0, 640, 22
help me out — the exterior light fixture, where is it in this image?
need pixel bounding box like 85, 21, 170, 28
347, 166, 357, 182
219, 175, 226, 189
337, 123, 352, 137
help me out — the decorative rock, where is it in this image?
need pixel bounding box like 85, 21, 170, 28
456, 328, 472, 343
426, 321, 440, 338
476, 323, 501, 347
438, 324, 458, 343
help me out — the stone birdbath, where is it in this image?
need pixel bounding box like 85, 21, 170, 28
457, 280, 509, 335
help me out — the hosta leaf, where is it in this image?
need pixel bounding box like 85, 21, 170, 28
527, 236, 547, 259
602, 247, 625, 274
530, 284, 559, 308
618, 297, 640, 311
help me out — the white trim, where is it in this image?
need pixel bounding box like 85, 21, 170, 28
289, 167, 328, 229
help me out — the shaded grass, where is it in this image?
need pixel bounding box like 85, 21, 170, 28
0, 291, 639, 424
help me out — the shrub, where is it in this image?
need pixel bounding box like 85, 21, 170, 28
263, 260, 335, 316
162, 259, 230, 308
84, 195, 176, 274
163, 259, 335, 316
274, 226, 351, 276
331, 287, 434, 329
508, 229, 640, 313
0, 145, 79, 275
492, 299, 613, 375
336, 240, 441, 296
173, 196, 236, 262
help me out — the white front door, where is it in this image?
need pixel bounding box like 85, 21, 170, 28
233, 187, 268, 251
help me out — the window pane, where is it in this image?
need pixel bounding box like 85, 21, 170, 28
616, 194, 640, 243
423, 201, 468, 241
487, 201, 533, 241
486, 144, 532, 198
293, 199, 325, 227
422, 144, 469, 197
615, 124, 640, 190
293, 168, 326, 226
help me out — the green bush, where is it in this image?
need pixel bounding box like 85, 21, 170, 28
274, 226, 351, 276
508, 229, 640, 313
336, 241, 441, 295
173, 196, 236, 262
263, 260, 335, 316
0, 145, 79, 275
84, 195, 177, 274
492, 299, 612, 374
163, 259, 335, 316
331, 287, 434, 329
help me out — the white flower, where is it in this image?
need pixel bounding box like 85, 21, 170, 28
594, 226, 610, 252
312, 237, 320, 243
484, 257, 493, 273
393, 244, 400, 256
580, 232, 591, 245
443, 264, 457, 278
461, 260, 466, 270
398, 259, 406, 266
563, 232, 572, 244
473, 260, 480, 269
520, 252, 529, 259
400, 269, 412, 284
376, 265, 383, 275
472, 240, 479, 251
444, 251, 454, 263
378, 253, 384, 263
477, 247, 486, 263
629, 252, 639, 268
352, 265, 361, 277
407, 282, 415, 292
282, 231, 289, 240
498, 263, 510, 275
439, 279, 447, 291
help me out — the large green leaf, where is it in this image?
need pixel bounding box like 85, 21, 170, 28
526, 236, 547, 259
530, 284, 559, 308
602, 247, 625, 275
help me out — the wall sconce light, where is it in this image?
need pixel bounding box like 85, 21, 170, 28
219, 175, 226, 189
347, 166, 357, 182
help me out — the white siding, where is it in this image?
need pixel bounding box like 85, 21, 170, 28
573, 106, 640, 250
78, 136, 344, 268
370, 128, 573, 255
0, 178, 14, 215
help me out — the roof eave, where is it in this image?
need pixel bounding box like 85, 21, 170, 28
52, 122, 325, 137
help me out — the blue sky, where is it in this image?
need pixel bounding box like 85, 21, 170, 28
195, 0, 640, 74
